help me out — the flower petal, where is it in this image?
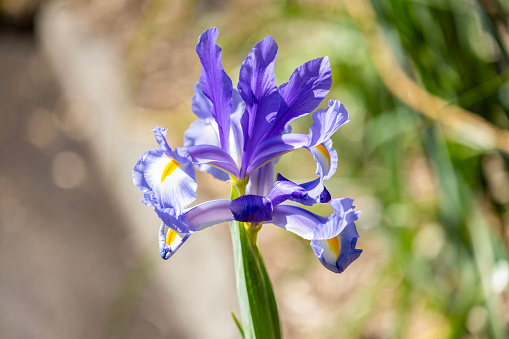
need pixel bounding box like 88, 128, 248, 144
270, 198, 359, 240
229, 89, 245, 166
184, 118, 229, 181
299, 177, 331, 204
191, 83, 213, 120
308, 100, 349, 146
133, 148, 197, 214
238, 35, 280, 172
246, 161, 276, 196
269, 57, 332, 137
267, 174, 329, 206
184, 199, 234, 231
159, 222, 191, 260
270, 205, 327, 240
246, 133, 309, 175
196, 27, 233, 152
307, 138, 338, 180
230, 195, 273, 223
310, 222, 362, 273
187, 144, 240, 178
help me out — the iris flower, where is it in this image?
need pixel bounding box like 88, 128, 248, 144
132, 27, 362, 273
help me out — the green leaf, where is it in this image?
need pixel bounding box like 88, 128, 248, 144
231, 310, 244, 338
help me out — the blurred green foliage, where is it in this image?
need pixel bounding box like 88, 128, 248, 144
271, 0, 509, 338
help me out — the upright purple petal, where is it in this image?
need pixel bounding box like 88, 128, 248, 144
196, 27, 233, 152
268, 57, 332, 137
237, 35, 280, 174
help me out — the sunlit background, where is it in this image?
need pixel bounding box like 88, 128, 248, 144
1, 0, 509, 338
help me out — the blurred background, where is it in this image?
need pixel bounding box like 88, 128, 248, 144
1, 0, 509, 338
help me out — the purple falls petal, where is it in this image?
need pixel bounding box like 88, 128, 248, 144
133, 148, 197, 215
270, 198, 360, 240
158, 222, 192, 260
230, 195, 273, 223
310, 222, 362, 273
184, 199, 234, 232
270, 205, 328, 240
268, 57, 332, 137
312, 198, 360, 240
196, 27, 233, 152
238, 35, 280, 172
307, 138, 338, 180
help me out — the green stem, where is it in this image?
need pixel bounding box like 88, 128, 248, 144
229, 181, 281, 339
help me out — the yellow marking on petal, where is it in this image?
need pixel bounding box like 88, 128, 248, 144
166, 229, 178, 246
327, 237, 340, 258
314, 143, 330, 167
161, 159, 180, 183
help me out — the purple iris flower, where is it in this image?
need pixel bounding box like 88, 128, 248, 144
132, 27, 362, 273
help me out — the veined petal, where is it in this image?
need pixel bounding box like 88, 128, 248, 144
270, 205, 327, 240
308, 100, 349, 146
230, 195, 273, 223
191, 83, 213, 120
229, 89, 245, 166
133, 148, 197, 214
267, 174, 329, 206
238, 35, 280, 167
158, 200, 234, 259
307, 138, 338, 180
266, 174, 307, 206
184, 199, 234, 232
299, 177, 331, 204
159, 222, 191, 260
246, 133, 309, 176
312, 198, 360, 240
246, 161, 276, 196
269, 57, 332, 137
310, 222, 362, 273
184, 118, 229, 181
270, 198, 360, 240
187, 144, 240, 178
196, 27, 233, 152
